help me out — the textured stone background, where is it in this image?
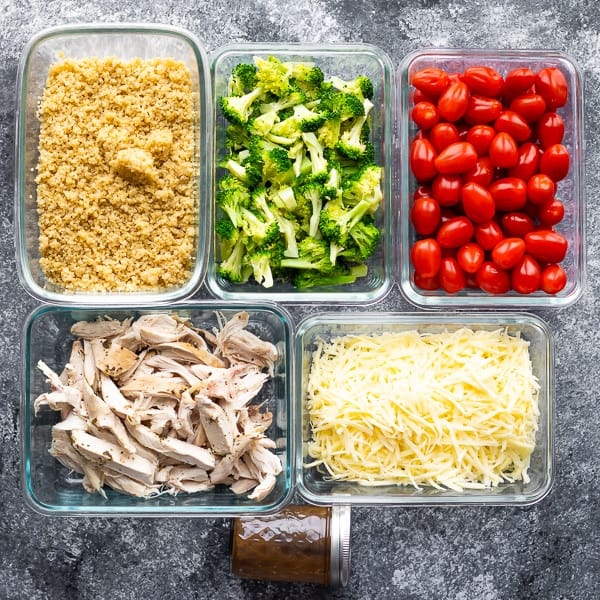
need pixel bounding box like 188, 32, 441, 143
1, 1, 599, 598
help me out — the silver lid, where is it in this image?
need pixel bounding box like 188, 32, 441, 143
329, 505, 351, 587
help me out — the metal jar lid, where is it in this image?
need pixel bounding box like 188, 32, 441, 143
329, 505, 351, 587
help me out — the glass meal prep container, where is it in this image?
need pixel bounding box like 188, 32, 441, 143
396, 48, 585, 308
21, 302, 293, 517
15, 23, 212, 305
295, 311, 554, 506
207, 43, 395, 304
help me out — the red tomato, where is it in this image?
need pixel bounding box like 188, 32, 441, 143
437, 80, 470, 122
494, 111, 532, 142
538, 198, 565, 226
466, 125, 496, 155
527, 173, 556, 205
432, 174, 463, 207
434, 141, 478, 174
512, 255, 541, 294
414, 272, 440, 290
464, 95, 503, 124
501, 212, 535, 237
464, 157, 495, 187
457, 242, 484, 274
411, 196, 441, 235
476, 261, 511, 294
475, 220, 504, 250
430, 122, 460, 152
412, 68, 450, 97
539, 144, 570, 181
489, 132, 518, 168
462, 66, 504, 97
541, 263, 567, 294
412, 101, 440, 130
491, 237, 526, 270
439, 257, 467, 293
525, 230, 568, 263
488, 177, 527, 211
410, 138, 438, 182
461, 182, 495, 223
411, 238, 442, 277
535, 67, 568, 109
501, 67, 536, 101
413, 88, 435, 104
507, 142, 540, 180
537, 112, 565, 149
436, 216, 474, 248
510, 93, 547, 123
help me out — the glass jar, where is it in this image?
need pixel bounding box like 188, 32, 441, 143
230, 504, 351, 586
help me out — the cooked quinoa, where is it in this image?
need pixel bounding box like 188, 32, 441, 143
35, 56, 197, 292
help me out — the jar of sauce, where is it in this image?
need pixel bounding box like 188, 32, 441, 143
230, 504, 351, 586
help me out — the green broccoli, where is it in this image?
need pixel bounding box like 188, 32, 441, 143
225, 123, 253, 151
342, 163, 382, 206
285, 62, 324, 100
293, 263, 368, 289
323, 167, 342, 201
250, 111, 278, 137
280, 237, 334, 272
254, 56, 292, 96
228, 63, 258, 96
299, 180, 324, 238
301, 132, 328, 178
347, 218, 381, 260
216, 176, 251, 227
271, 206, 299, 258
215, 217, 239, 259
269, 185, 297, 212
220, 87, 264, 126
318, 195, 379, 246
293, 104, 326, 132
336, 98, 374, 159
221, 156, 262, 187
240, 208, 280, 244
218, 235, 251, 283
329, 75, 374, 100
317, 117, 342, 149
251, 187, 276, 223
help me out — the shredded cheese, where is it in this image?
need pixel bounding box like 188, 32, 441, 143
305, 328, 540, 491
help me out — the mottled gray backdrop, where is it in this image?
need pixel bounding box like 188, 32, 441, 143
1, 1, 599, 599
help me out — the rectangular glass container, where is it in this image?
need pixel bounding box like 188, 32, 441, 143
207, 43, 395, 303
295, 311, 553, 506
15, 23, 212, 305
397, 49, 585, 308
22, 302, 293, 516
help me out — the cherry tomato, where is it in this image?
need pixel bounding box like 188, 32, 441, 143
501, 67, 536, 101
488, 177, 527, 211
537, 112, 565, 149
410, 138, 438, 182
457, 242, 484, 273
539, 143, 570, 181
411, 196, 441, 235
538, 198, 565, 226
494, 110, 532, 142
507, 142, 540, 180
476, 261, 511, 294
412, 68, 451, 97
464, 157, 495, 187
461, 182, 495, 223
414, 272, 440, 290
464, 95, 503, 124
512, 255, 541, 294
437, 216, 474, 248
475, 220, 504, 250
430, 122, 461, 152
525, 230, 568, 263
462, 66, 504, 97
501, 212, 535, 237
535, 67, 568, 109
491, 237, 526, 270
437, 80, 470, 122
466, 125, 495, 155
432, 174, 463, 207
413, 88, 435, 104
526, 173, 556, 205
439, 257, 467, 293
489, 132, 518, 168
434, 141, 478, 174
411, 238, 442, 277
412, 101, 440, 130
509, 93, 547, 123
541, 263, 567, 294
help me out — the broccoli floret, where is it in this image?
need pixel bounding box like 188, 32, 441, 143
271, 206, 299, 258
300, 180, 324, 238
293, 104, 326, 132
280, 237, 334, 272
269, 185, 297, 212
342, 163, 382, 207
323, 167, 342, 201
215, 217, 239, 259
254, 55, 292, 96
216, 176, 251, 227
218, 235, 251, 283
347, 218, 381, 259
247, 248, 274, 288
220, 87, 264, 126
259, 81, 306, 115
319, 86, 365, 121
318, 195, 378, 245
228, 63, 258, 96
317, 117, 342, 149
293, 263, 368, 289
269, 114, 301, 141
336, 98, 374, 160
267, 146, 293, 173
222, 156, 262, 187
250, 111, 278, 137
240, 208, 280, 244
329, 75, 374, 100
251, 187, 276, 223
301, 132, 328, 178
225, 123, 253, 151
285, 62, 325, 100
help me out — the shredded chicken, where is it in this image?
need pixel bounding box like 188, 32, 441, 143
34, 312, 282, 501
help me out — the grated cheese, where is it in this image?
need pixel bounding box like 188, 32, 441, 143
305, 328, 540, 491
